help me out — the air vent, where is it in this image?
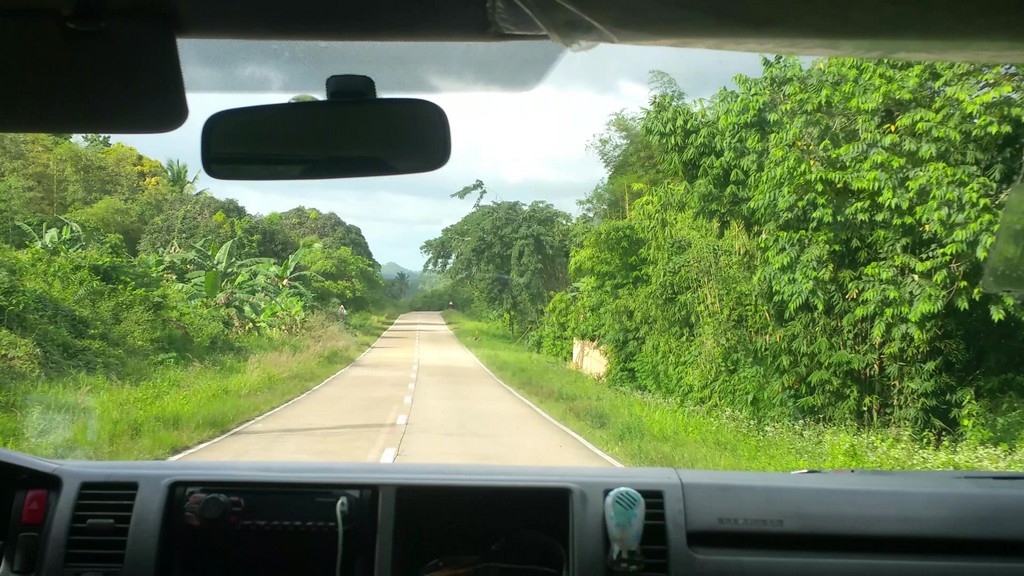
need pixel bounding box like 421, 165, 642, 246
65, 483, 137, 570
605, 489, 668, 576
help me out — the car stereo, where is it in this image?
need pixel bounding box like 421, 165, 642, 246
162, 484, 378, 576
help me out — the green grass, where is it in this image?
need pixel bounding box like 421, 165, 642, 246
443, 311, 1024, 471
0, 313, 393, 460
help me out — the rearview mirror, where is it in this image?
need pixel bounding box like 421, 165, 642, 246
201, 99, 451, 180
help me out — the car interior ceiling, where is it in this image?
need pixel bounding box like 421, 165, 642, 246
4, 0, 1024, 135
4, 0, 1024, 51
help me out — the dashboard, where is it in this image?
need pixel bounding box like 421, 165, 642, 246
2, 448, 1024, 576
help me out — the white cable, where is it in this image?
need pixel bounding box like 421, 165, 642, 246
335, 496, 347, 576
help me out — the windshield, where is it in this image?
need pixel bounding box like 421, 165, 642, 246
2, 41, 1023, 471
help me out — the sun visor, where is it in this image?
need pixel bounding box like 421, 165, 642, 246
0, 14, 187, 133
489, 0, 1024, 61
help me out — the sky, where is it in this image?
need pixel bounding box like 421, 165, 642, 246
116, 41, 767, 269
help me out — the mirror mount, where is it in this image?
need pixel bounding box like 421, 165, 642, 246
289, 75, 377, 104
65, 0, 107, 32
325, 75, 377, 101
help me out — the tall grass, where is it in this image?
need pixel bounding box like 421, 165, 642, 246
0, 313, 392, 460
444, 311, 1024, 471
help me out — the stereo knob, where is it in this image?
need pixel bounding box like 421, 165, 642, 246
199, 493, 231, 522
184, 491, 245, 527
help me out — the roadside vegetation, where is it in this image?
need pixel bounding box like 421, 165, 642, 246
0, 133, 395, 459
1, 313, 391, 460
445, 311, 1024, 471
424, 57, 1024, 469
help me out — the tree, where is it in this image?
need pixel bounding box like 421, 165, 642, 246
67, 197, 146, 254
422, 182, 571, 335
165, 158, 205, 195
0, 131, 389, 386
301, 245, 382, 309
549, 57, 1024, 433
138, 194, 257, 256
0, 135, 168, 246
81, 134, 112, 149
388, 271, 411, 299
275, 207, 377, 265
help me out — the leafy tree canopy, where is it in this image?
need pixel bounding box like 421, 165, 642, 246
541, 57, 1024, 439
422, 182, 571, 335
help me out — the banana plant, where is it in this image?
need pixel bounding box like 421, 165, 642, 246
160, 238, 322, 332
257, 288, 308, 332
256, 246, 323, 292
162, 238, 271, 323
15, 217, 93, 254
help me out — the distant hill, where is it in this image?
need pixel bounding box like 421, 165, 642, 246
381, 262, 418, 279
380, 262, 439, 299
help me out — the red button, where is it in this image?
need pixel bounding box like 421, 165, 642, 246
21, 489, 47, 525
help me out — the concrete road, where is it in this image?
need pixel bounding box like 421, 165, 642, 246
175, 311, 615, 467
